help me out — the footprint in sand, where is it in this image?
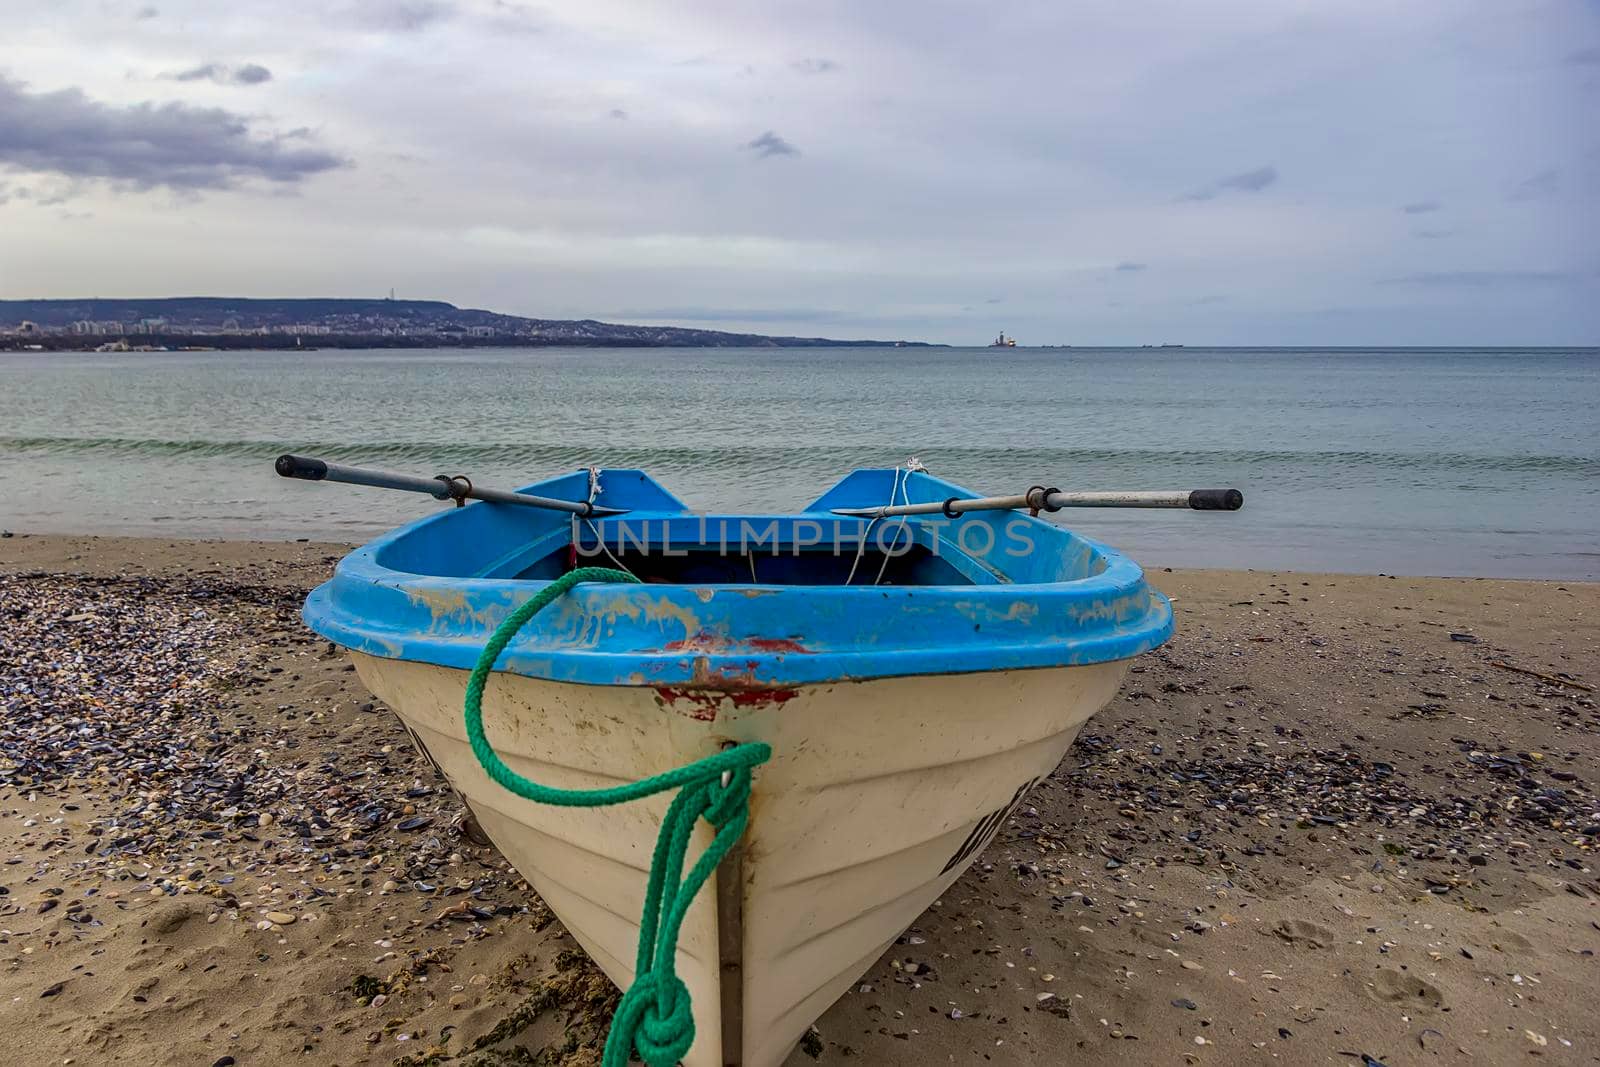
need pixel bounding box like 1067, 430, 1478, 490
141, 898, 210, 937
1369, 968, 1445, 1008
1490, 930, 1534, 953
1273, 918, 1333, 948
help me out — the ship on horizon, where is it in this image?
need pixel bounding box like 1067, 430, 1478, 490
989, 331, 1017, 348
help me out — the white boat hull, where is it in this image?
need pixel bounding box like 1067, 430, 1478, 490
351, 652, 1128, 1066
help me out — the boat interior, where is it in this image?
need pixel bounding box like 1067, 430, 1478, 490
368, 468, 1108, 588
553, 517, 975, 586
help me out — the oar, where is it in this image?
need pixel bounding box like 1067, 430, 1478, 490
831, 486, 1242, 518
274, 454, 627, 516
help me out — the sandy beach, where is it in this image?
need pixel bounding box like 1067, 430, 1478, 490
3, 534, 1597, 1066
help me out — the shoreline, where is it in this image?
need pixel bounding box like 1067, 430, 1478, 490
3, 535, 1597, 1065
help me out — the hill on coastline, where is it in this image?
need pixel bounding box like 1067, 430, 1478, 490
0, 297, 935, 348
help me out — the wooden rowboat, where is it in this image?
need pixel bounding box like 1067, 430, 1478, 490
299, 466, 1179, 1065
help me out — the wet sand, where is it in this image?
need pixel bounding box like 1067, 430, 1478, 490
3, 534, 1597, 1066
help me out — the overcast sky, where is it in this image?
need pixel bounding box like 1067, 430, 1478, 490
1, 0, 1596, 344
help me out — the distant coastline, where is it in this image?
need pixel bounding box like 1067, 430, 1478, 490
0, 296, 941, 350
2, 334, 930, 353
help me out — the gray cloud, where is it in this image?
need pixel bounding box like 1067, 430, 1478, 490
1401, 200, 1440, 214
0, 73, 343, 190
1115, 261, 1147, 272
167, 62, 273, 86
1218, 167, 1277, 192
608, 108, 627, 120
170, 63, 222, 82
356, 2, 456, 32
792, 58, 840, 75
1183, 165, 1277, 201
1508, 169, 1557, 201
1381, 270, 1571, 286
134, 5, 159, 19
0, 180, 76, 207
745, 130, 799, 158
1567, 46, 1600, 65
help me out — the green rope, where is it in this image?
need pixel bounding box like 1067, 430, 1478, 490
463, 566, 772, 1067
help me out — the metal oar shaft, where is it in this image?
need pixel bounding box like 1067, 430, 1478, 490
833, 486, 1242, 518
274, 454, 625, 516
1048, 489, 1242, 510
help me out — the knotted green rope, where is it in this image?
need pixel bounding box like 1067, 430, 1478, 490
463, 566, 772, 1067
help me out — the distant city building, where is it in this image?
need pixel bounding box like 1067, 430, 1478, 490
65, 319, 148, 335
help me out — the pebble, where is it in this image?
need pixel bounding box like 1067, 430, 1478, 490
0, 570, 516, 954
1069, 670, 1600, 897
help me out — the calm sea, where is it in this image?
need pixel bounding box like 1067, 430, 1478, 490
2, 346, 1596, 579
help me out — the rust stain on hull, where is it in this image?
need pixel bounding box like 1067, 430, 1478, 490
652, 682, 803, 720
746, 637, 811, 654
646, 634, 812, 718
661, 631, 812, 655
728, 687, 800, 707
652, 687, 722, 720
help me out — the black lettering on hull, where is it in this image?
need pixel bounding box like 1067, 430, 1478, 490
940, 776, 1042, 876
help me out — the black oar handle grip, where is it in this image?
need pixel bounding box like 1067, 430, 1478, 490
1188, 488, 1244, 510
276, 454, 328, 481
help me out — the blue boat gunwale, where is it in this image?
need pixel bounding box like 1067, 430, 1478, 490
302, 467, 1175, 688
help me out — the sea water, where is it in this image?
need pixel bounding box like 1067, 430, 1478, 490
2, 346, 1596, 579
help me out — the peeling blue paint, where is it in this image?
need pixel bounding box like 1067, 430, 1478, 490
303, 469, 1174, 686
